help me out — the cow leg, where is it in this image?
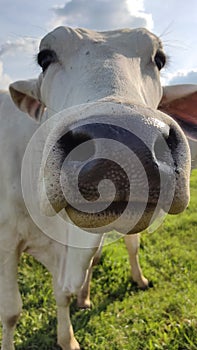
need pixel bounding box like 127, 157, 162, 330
0, 248, 22, 350
30, 240, 81, 350
53, 280, 80, 350
77, 244, 102, 309
124, 234, 149, 289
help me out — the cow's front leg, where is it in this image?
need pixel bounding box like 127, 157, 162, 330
124, 234, 149, 289
76, 265, 92, 309
53, 280, 80, 350
0, 248, 22, 350
77, 244, 102, 309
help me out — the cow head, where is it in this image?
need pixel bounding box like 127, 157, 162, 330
9, 26, 197, 234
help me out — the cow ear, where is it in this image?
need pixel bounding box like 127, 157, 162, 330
9, 79, 45, 122
159, 84, 197, 141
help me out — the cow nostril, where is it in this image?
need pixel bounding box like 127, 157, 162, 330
165, 127, 179, 153
154, 127, 179, 167
57, 130, 95, 162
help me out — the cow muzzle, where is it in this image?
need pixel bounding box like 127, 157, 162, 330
39, 102, 191, 234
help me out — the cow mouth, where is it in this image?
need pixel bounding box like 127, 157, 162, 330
64, 200, 161, 234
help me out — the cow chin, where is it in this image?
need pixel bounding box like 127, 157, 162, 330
64, 201, 160, 234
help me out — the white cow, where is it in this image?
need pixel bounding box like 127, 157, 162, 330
0, 26, 197, 350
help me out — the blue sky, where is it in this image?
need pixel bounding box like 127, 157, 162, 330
0, 0, 197, 89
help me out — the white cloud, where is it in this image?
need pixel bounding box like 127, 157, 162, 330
0, 37, 38, 57
126, 0, 153, 29
165, 69, 197, 86
51, 0, 153, 31
0, 61, 12, 89
0, 37, 40, 88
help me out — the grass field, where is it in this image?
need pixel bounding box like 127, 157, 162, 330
0, 171, 197, 350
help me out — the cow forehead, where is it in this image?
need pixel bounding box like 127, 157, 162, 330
39, 26, 163, 60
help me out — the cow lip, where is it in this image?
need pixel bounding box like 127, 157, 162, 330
64, 200, 162, 233
65, 200, 157, 212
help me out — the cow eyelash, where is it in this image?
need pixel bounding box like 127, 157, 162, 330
37, 49, 58, 72
154, 50, 166, 71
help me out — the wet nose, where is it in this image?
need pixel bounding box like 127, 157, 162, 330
39, 103, 190, 233
57, 119, 177, 209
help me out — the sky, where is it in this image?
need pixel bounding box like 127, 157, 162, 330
0, 0, 197, 89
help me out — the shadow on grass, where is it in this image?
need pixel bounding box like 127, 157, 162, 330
15, 251, 153, 350
71, 276, 153, 334
15, 281, 150, 349
16, 320, 61, 350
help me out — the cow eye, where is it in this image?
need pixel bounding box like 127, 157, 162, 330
154, 50, 166, 71
37, 49, 58, 72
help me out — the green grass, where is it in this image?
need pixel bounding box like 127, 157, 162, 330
1, 171, 197, 349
